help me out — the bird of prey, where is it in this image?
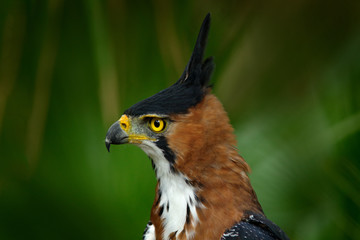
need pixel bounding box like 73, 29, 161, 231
105, 13, 289, 240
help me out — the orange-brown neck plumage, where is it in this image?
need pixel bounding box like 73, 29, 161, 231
150, 94, 263, 240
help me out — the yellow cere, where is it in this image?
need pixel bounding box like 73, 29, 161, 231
119, 114, 130, 131
118, 114, 157, 143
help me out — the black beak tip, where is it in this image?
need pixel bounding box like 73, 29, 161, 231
105, 139, 111, 152
105, 121, 129, 152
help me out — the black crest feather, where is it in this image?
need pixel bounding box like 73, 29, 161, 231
178, 13, 213, 86
125, 13, 214, 116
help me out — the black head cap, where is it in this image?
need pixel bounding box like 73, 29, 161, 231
125, 13, 214, 116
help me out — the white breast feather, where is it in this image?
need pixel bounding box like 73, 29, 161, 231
143, 223, 155, 240
139, 140, 201, 240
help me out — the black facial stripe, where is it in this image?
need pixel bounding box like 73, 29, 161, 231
155, 136, 176, 166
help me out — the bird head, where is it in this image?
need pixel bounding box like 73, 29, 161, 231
105, 13, 247, 180
105, 14, 216, 157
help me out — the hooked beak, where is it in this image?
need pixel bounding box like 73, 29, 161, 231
105, 121, 129, 152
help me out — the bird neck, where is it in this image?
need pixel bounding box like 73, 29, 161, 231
149, 94, 263, 239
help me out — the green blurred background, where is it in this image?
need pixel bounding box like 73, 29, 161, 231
1, 0, 360, 239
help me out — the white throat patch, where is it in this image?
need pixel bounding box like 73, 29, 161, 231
139, 140, 201, 240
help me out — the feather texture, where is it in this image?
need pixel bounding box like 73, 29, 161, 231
221, 212, 290, 240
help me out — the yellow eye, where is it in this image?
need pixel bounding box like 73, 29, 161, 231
149, 118, 166, 133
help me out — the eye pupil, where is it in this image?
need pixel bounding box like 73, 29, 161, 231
154, 120, 160, 128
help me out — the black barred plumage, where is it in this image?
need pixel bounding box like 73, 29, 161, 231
221, 212, 289, 240
105, 13, 290, 240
